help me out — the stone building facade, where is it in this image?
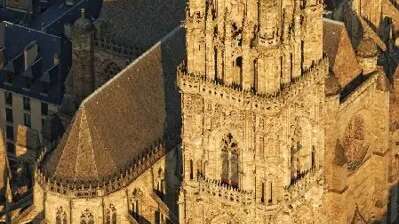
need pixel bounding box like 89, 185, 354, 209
178, 0, 329, 222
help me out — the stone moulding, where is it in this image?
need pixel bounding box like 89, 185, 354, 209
94, 36, 137, 59
177, 57, 328, 114
194, 175, 254, 205
284, 168, 323, 201
339, 71, 384, 108
34, 136, 177, 197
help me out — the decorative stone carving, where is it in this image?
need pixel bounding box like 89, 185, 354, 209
342, 116, 369, 170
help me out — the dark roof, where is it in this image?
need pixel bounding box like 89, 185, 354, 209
31, 0, 102, 36
0, 21, 70, 104
0, 0, 102, 104
42, 27, 185, 182
97, 0, 184, 49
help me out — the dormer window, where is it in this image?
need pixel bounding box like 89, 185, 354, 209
24, 41, 39, 71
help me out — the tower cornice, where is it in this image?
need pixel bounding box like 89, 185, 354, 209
177, 56, 328, 114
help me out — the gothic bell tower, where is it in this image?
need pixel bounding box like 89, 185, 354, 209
178, 0, 328, 222
71, 8, 95, 106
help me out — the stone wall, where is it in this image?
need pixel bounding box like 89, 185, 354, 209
324, 71, 391, 223
34, 146, 180, 224
178, 54, 328, 223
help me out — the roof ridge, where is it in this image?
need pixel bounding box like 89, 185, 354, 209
75, 106, 99, 181
54, 110, 82, 178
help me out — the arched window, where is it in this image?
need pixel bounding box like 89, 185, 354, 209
105, 204, 117, 224
221, 133, 239, 188
103, 62, 121, 80
261, 182, 265, 203
234, 57, 243, 86
56, 206, 67, 224
155, 168, 165, 199
311, 146, 316, 169
97, 62, 121, 87
131, 188, 143, 219
80, 209, 94, 224
290, 125, 303, 181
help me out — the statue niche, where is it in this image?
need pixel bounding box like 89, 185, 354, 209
221, 133, 239, 188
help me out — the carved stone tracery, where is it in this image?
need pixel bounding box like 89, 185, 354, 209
342, 116, 369, 170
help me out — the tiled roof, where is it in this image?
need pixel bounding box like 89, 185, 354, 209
323, 18, 362, 88
43, 27, 185, 182
357, 16, 387, 51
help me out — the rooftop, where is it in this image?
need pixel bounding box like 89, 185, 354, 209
0, 0, 102, 104
41, 26, 185, 182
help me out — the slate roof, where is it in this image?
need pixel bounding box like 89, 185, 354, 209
42, 27, 185, 182
97, 0, 184, 49
323, 18, 362, 88
0, 21, 69, 104
0, 0, 102, 104
31, 0, 102, 36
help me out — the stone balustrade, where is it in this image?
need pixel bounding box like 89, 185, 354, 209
196, 176, 254, 205
94, 37, 137, 59
284, 168, 323, 200
35, 138, 174, 197
177, 56, 328, 114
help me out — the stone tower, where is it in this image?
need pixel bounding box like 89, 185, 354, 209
178, 0, 328, 223
71, 8, 95, 106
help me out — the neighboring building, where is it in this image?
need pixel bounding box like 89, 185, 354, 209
24, 26, 185, 224
0, 21, 69, 154
0, 0, 102, 154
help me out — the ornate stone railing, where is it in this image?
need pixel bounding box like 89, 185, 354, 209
35, 137, 175, 197
177, 56, 328, 114
94, 37, 137, 59
284, 168, 323, 200
196, 176, 254, 205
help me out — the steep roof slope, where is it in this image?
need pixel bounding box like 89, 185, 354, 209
323, 18, 362, 87
43, 27, 186, 182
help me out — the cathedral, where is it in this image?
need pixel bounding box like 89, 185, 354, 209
7, 0, 399, 223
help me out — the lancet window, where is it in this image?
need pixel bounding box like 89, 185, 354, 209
221, 133, 239, 188
130, 188, 143, 219
155, 168, 166, 199
105, 204, 117, 224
